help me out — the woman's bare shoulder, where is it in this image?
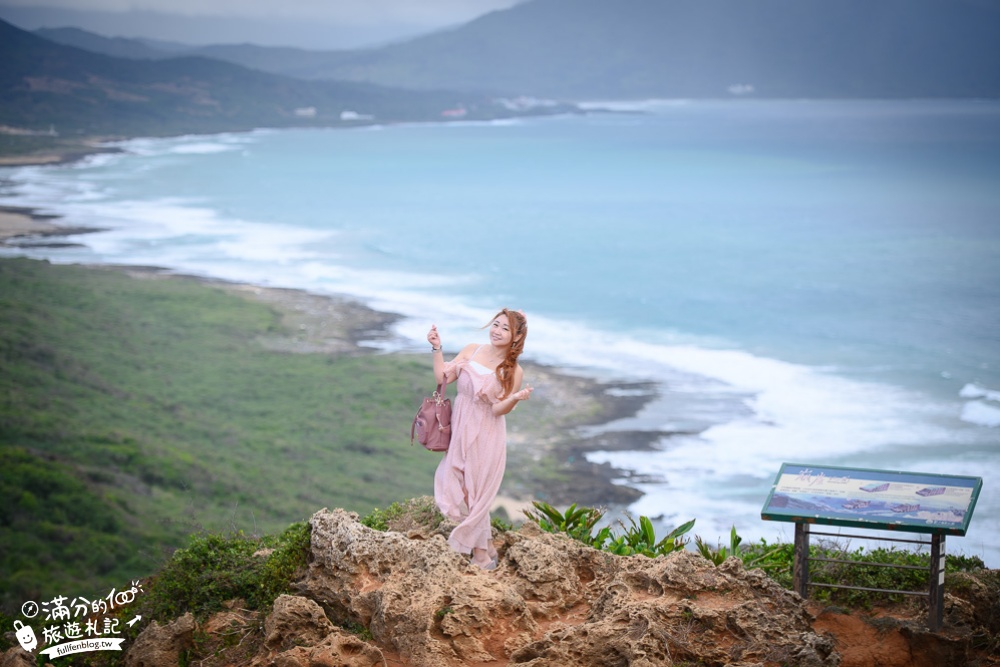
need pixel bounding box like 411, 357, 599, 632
455, 343, 478, 359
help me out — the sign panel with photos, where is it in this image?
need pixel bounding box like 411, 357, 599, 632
761, 463, 982, 536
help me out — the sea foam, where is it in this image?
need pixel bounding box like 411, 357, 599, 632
961, 401, 1000, 428
960, 383, 1000, 402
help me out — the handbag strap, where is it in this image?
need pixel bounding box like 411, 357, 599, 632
434, 373, 448, 400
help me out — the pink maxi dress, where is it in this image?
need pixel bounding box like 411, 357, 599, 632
434, 348, 507, 566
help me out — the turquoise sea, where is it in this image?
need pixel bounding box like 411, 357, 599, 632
3, 99, 998, 565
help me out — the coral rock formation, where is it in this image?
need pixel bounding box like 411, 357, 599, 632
297, 507, 839, 667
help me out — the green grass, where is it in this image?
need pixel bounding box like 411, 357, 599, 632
0, 257, 442, 612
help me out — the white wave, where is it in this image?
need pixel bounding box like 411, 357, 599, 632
961, 401, 1000, 427
110, 133, 259, 158
377, 118, 526, 133
577, 99, 693, 112
960, 383, 1000, 402
71, 152, 125, 170
437, 118, 525, 128
1, 165, 108, 209
169, 143, 242, 155
75, 199, 340, 272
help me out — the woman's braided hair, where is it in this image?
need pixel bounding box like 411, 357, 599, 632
490, 308, 527, 399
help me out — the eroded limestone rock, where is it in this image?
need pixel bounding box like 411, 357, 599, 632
268, 629, 386, 667
300, 507, 840, 667
303, 508, 536, 666
124, 612, 196, 667
264, 594, 336, 651
0, 647, 34, 667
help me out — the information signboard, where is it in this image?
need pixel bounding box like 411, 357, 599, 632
761, 462, 982, 536
760, 462, 983, 630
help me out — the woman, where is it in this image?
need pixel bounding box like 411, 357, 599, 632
427, 309, 532, 570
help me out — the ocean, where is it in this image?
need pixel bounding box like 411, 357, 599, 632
3, 99, 998, 566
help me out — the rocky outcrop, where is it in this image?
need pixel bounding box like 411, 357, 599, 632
256, 594, 386, 667
0, 647, 34, 667
297, 507, 839, 667
263, 595, 337, 651
124, 612, 196, 667
118, 595, 386, 667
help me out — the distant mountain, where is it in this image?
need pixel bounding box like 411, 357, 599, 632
188, 44, 355, 81
35, 26, 167, 60
33, 27, 351, 80
22, 0, 1000, 101
0, 19, 559, 138
0, 2, 425, 51
311, 0, 1000, 99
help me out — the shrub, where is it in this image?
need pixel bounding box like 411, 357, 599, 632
523, 501, 609, 547
491, 516, 514, 533
601, 514, 694, 557
139, 521, 311, 621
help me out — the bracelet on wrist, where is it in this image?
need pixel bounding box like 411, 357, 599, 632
431, 347, 441, 352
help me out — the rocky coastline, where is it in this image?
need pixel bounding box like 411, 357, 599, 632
0, 205, 103, 248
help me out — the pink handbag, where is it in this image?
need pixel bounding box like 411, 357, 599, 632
411, 377, 451, 452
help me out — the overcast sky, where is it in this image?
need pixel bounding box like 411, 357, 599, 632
0, 0, 527, 49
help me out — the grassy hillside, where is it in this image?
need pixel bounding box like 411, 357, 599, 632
0, 257, 441, 612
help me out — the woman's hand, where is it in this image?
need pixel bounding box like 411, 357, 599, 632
427, 325, 442, 350
494, 384, 532, 416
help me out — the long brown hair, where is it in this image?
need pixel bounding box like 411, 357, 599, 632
487, 308, 527, 399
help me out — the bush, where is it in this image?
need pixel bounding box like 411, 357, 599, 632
0, 610, 13, 652
138, 521, 311, 621
805, 544, 987, 607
